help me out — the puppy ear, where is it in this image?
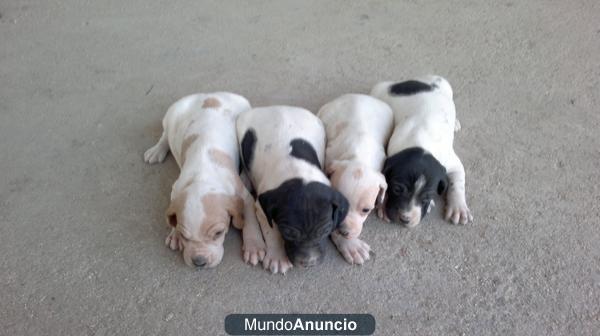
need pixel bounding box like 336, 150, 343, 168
166, 193, 186, 228
375, 173, 388, 207
166, 205, 178, 228
382, 156, 396, 176
258, 190, 278, 227
331, 190, 349, 229
325, 160, 343, 177
437, 175, 449, 195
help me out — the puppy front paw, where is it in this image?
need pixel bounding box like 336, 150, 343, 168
332, 231, 371, 265
263, 247, 292, 274
444, 201, 473, 225
144, 144, 168, 164
165, 229, 182, 251
243, 238, 266, 266
377, 207, 390, 222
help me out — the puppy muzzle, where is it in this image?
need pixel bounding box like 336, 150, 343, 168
285, 242, 324, 268
182, 244, 224, 269
338, 212, 366, 239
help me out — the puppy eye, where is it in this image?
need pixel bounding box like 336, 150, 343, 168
362, 208, 371, 214
392, 184, 407, 195
280, 227, 301, 240
213, 230, 224, 240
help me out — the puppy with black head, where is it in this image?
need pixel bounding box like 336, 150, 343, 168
371, 76, 473, 227
237, 106, 349, 273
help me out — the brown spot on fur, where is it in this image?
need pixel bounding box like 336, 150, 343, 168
334, 121, 349, 137
209, 148, 236, 172
201, 193, 245, 231
181, 134, 199, 164
327, 163, 346, 187
353, 168, 363, 179
209, 148, 244, 193
202, 97, 221, 109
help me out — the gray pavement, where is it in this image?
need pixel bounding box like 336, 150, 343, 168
1, 1, 599, 335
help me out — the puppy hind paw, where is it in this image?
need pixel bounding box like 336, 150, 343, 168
444, 203, 473, 225
144, 144, 168, 164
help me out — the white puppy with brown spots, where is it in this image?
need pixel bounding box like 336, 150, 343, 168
144, 92, 266, 268
371, 76, 473, 227
317, 94, 393, 265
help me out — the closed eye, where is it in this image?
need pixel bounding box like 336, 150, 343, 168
213, 230, 225, 240
392, 183, 408, 195
362, 208, 371, 214
280, 226, 301, 240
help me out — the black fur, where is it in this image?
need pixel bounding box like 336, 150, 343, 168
382, 147, 448, 224
389, 80, 437, 96
240, 129, 257, 171
258, 178, 348, 266
289, 139, 321, 168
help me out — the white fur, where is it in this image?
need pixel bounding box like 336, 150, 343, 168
371, 76, 473, 225
144, 92, 266, 268
238, 106, 329, 192
236, 106, 328, 274
317, 94, 393, 264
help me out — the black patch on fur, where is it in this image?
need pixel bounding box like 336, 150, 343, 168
382, 147, 448, 224
258, 178, 348, 266
389, 80, 436, 96
289, 139, 321, 168
240, 129, 256, 171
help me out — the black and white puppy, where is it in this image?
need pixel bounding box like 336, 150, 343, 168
237, 106, 349, 273
371, 76, 473, 227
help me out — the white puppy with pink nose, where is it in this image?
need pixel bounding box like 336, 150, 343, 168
144, 92, 266, 268
317, 94, 394, 264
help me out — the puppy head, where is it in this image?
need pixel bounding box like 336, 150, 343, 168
327, 160, 386, 239
166, 183, 242, 268
382, 147, 447, 227
258, 179, 349, 268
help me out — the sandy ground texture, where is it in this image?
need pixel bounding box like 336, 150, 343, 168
1, 1, 599, 335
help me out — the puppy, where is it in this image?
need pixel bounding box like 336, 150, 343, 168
317, 94, 393, 264
237, 106, 349, 273
144, 92, 266, 268
371, 76, 473, 227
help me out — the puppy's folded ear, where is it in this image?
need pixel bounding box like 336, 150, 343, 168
382, 155, 400, 178
331, 190, 349, 229
325, 160, 343, 177
437, 175, 449, 195
375, 173, 388, 207
258, 190, 278, 227
166, 192, 187, 228
166, 205, 178, 228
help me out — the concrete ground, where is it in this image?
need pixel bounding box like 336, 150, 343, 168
1, 0, 599, 335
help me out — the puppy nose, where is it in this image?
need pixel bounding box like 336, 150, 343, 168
192, 256, 208, 268
297, 256, 319, 268
398, 214, 411, 224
